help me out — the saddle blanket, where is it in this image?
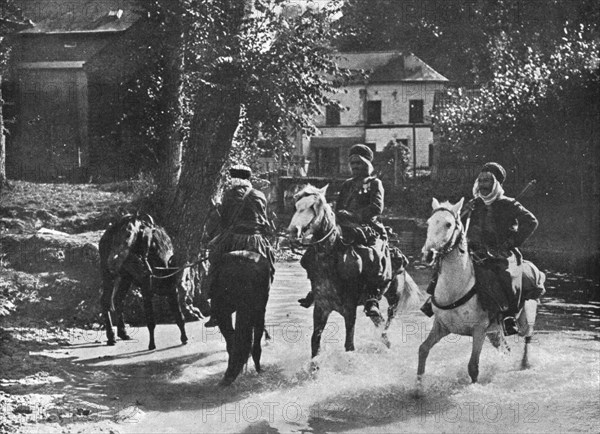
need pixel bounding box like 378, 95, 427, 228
476, 259, 546, 313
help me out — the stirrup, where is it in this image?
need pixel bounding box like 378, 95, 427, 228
364, 300, 380, 317
204, 317, 218, 328
420, 298, 434, 317
502, 316, 519, 336
298, 291, 314, 308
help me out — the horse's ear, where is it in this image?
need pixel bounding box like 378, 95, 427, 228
431, 198, 441, 210
319, 184, 329, 196
452, 197, 465, 215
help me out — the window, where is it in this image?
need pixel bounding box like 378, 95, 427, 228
366, 100, 382, 124
325, 104, 340, 126
409, 99, 424, 124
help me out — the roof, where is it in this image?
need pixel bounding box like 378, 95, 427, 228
15, 0, 141, 34
335, 51, 449, 83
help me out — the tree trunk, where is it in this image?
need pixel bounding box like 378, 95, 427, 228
168, 90, 242, 262
155, 25, 186, 213
0, 74, 6, 192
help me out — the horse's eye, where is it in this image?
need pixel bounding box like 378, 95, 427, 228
446, 222, 452, 228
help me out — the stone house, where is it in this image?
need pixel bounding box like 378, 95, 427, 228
296, 51, 448, 177
4, 0, 144, 181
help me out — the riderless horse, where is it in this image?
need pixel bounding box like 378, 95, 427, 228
99, 213, 193, 350
287, 184, 423, 357
419, 198, 544, 383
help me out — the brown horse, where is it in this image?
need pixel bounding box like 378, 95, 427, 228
210, 251, 271, 386
99, 214, 189, 350
287, 185, 423, 358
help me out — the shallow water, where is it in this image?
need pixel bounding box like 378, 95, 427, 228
101, 261, 600, 434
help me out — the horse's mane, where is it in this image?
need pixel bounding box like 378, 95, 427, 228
295, 184, 335, 218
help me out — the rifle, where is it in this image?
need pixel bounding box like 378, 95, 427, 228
463, 179, 537, 232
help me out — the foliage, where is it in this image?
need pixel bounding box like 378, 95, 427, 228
434, 26, 600, 196
336, 0, 600, 85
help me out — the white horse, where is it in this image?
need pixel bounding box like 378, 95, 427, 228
287, 184, 423, 356
418, 198, 539, 383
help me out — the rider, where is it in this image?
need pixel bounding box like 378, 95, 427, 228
203, 164, 275, 327
298, 144, 390, 317
421, 162, 538, 336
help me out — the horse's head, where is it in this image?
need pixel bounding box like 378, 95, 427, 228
421, 197, 464, 265
287, 184, 330, 243
106, 214, 143, 274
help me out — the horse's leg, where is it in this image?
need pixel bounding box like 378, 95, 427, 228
114, 277, 132, 341
218, 313, 235, 356
100, 287, 116, 346
141, 288, 156, 350
342, 305, 357, 352
311, 304, 331, 358
468, 325, 487, 383
382, 276, 401, 348
221, 310, 253, 386
166, 289, 188, 345
520, 299, 538, 369
417, 318, 450, 381
252, 312, 266, 373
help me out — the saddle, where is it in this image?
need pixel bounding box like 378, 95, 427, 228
474, 259, 546, 314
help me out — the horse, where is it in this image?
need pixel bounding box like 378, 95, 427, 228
418, 198, 541, 383
99, 213, 190, 350
287, 184, 423, 357
209, 251, 271, 386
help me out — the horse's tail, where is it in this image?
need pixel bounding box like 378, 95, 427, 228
397, 270, 428, 312
222, 309, 254, 386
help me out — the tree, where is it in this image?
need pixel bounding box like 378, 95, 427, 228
135, 0, 346, 266
0, 0, 31, 192
434, 26, 600, 197
336, 0, 600, 85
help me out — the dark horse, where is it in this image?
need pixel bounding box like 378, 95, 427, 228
287, 185, 423, 357
210, 251, 271, 386
99, 214, 188, 350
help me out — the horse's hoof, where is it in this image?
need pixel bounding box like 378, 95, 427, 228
382, 334, 391, 349
148, 344, 156, 351
219, 378, 234, 387
107, 339, 116, 346
181, 340, 188, 345
118, 333, 131, 341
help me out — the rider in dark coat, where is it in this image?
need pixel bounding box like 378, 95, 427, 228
203, 164, 274, 327
467, 162, 538, 334
421, 162, 538, 335
298, 144, 390, 317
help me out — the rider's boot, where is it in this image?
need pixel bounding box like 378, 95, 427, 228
298, 291, 314, 308
419, 274, 437, 317
204, 315, 218, 328
420, 298, 434, 317
364, 298, 380, 317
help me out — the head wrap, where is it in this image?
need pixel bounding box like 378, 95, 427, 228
229, 164, 252, 180
349, 144, 374, 162
348, 144, 375, 176
481, 162, 506, 185
473, 172, 505, 205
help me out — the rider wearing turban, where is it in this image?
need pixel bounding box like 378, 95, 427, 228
298, 144, 390, 318
203, 164, 274, 327
422, 162, 538, 335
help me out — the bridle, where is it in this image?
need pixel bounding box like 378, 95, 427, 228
294, 194, 338, 247
429, 207, 477, 311
430, 207, 464, 259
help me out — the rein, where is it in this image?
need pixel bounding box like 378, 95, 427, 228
151, 256, 209, 280
429, 207, 476, 310
431, 207, 464, 257
299, 225, 337, 246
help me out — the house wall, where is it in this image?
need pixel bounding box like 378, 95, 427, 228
6, 65, 89, 181
309, 81, 445, 173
